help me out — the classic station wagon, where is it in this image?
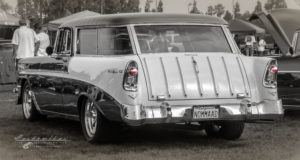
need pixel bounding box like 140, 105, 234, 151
16, 14, 283, 143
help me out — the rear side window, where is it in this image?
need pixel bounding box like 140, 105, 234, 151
78, 27, 133, 55
78, 29, 97, 55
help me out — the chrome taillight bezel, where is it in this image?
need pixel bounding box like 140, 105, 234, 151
263, 60, 278, 88
123, 61, 138, 92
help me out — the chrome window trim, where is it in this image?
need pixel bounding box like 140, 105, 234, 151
291, 32, 298, 50
53, 29, 60, 54
222, 25, 240, 54
73, 27, 78, 56
127, 25, 138, 55
292, 31, 300, 55
19, 69, 70, 75
278, 71, 300, 73
129, 24, 141, 55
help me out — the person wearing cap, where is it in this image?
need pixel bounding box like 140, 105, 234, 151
33, 23, 50, 56
12, 19, 40, 67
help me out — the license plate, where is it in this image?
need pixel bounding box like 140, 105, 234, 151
193, 106, 219, 119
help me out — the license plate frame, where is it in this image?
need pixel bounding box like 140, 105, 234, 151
193, 105, 220, 119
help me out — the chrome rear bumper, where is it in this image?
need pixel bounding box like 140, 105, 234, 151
121, 100, 283, 126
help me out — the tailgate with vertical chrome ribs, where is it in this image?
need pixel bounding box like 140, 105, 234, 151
140, 53, 251, 101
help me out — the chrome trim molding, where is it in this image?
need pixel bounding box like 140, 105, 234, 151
207, 56, 219, 96
192, 56, 203, 97
176, 57, 187, 97
122, 99, 283, 126
222, 56, 234, 96
160, 57, 171, 98
278, 71, 300, 73
236, 57, 249, 95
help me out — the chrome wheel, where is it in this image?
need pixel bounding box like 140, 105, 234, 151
23, 86, 33, 119
84, 100, 98, 138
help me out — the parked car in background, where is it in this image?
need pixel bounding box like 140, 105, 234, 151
251, 9, 300, 110
16, 14, 283, 143
276, 29, 300, 110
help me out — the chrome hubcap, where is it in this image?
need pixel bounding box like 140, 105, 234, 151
84, 101, 98, 138
23, 87, 32, 119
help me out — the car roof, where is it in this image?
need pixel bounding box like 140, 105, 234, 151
60, 13, 228, 28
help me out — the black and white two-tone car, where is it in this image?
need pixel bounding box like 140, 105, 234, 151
16, 14, 283, 143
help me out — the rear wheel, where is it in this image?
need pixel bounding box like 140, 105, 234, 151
80, 98, 116, 143
205, 121, 244, 140
22, 82, 45, 121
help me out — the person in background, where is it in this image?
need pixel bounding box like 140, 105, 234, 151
234, 34, 241, 49
244, 34, 256, 56
258, 36, 266, 56
12, 19, 40, 68
33, 23, 50, 56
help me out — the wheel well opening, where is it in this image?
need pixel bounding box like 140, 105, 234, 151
77, 95, 87, 118
18, 79, 28, 104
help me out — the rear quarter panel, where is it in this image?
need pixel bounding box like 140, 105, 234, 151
240, 55, 278, 102
67, 55, 148, 106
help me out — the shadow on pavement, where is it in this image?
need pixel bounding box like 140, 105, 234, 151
27, 116, 247, 149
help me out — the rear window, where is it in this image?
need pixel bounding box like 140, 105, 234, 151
78, 27, 133, 55
134, 25, 232, 54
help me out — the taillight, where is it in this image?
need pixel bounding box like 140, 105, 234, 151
123, 61, 138, 92
263, 60, 278, 88
270, 66, 278, 74
129, 68, 138, 76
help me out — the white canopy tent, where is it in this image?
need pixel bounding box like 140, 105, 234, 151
47, 10, 101, 31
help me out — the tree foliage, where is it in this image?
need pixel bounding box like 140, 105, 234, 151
126, 0, 140, 13
0, 0, 12, 12
223, 10, 233, 21
157, 0, 163, 12
240, 10, 251, 20
206, 5, 215, 16
214, 3, 225, 17
234, 1, 241, 19
254, 1, 263, 13
144, 0, 151, 12
17, 0, 140, 23
264, 0, 287, 11
190, 0, 200, 14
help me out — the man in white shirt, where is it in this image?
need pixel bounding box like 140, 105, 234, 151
258, 36, 266, 56
33, 23, 50, 56
244, 35, 256, 56
12, 19, 40, 66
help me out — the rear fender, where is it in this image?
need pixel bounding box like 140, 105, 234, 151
240, 55, 278, 102
77, 86, 123, 122
68, 56, 142, 107
16, 75, 30, 105
68, 56, 143, 121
